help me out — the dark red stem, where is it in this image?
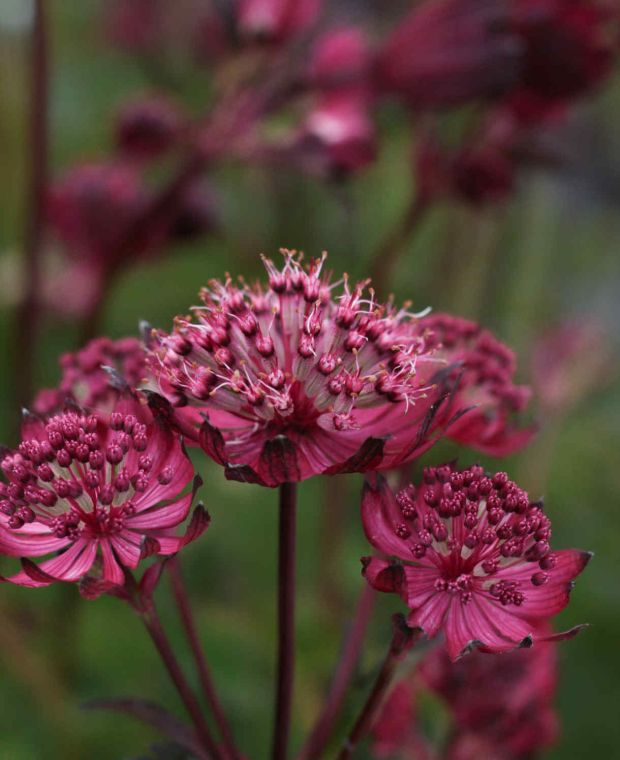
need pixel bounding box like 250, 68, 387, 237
137, 599, 223, 760
336, 616, 419, 760
272, 482, 298, 760
14, 0, 48, 411
297, 584, 376, 760
168, 557, 240, 760
368, 195, 428, 298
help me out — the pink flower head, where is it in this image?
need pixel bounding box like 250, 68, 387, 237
47, 162, 147, 263
361, 465, 590, 660
509, 0, 618, 122
299, 91, 377, 177
0, 395, 206, 589
33, 337, 147, 416
419, 636, 559, 758
116, 95, 184, 160
308, 27, 371, 90
237, 0, 321, 43
376, 0, 521, 110
148, 251, 468, 487
421, 314, 533, 456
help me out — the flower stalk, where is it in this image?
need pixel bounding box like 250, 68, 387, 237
14, 0, 49, 414
272, 481, 298, 760
297, 583, 376, 760
336, 615, 419, 760
168, 557, 240, 760
136, 596, 223, 760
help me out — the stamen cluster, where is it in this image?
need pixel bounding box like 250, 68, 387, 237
149, 251, 453, 485
0, 395, 201, 588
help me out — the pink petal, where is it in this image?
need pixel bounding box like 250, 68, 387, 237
361, 477, 413, 559
362, 557, 405, 593
408, 592, 450, 639
403, 565, 441, 608
125, 493, 192, 530
110, 531, 142, 568
7, 539, 97, 587
100, 538, 125, 585
0, 527, 72, 557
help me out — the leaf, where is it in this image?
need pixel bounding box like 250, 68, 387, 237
82, 698, 207, 759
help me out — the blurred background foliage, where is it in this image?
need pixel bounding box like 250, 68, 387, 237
1, 2, 620, 759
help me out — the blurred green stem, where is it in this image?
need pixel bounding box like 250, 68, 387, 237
297, 583, 376, 760
168, 557, 240, 760
13, 0, 48, 415
369, 195, 427, 297
272, 482, 298, 760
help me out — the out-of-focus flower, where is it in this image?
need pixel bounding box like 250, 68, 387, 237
508, 0, 618, 122
47, 162, 148, 264
420, 634, 558, 758
237, 0, 322, 43
376, 0, 521, 110
116, 95, 185, 160
170, 182, 220, 241
531, 319, 615, 417
105, 0, 164, 55
149, 251, 470, 487
0, 395, 206, 589
361, 464, 590, 659
371, 682, 425, 759
298, 91, 377, 177
421, 314, 533, 455
295, 27, 376, 177
33, 337, 147, 416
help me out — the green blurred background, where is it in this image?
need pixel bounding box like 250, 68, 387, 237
1, 3, 620, 758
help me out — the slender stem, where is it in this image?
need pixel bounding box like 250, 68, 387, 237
272, 482, 298, 760
14, 0, 48, 412
137, 599, 223, 760
168, 557, 240, 760
368, 195, 427, 298
297, 584, 376, 760
336, 616, 419, 760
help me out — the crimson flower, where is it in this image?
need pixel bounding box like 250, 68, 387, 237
376, 0, 521, 110
115, 95, 184, 161
361, 464, 590, 659
419, 634, 559, 759
509, 0, 618, 122
0, 395, 206, 589
420, 314, 533, 455
237, 0, 321, 43
149, 251, 470, 486
33, 337, 147, 416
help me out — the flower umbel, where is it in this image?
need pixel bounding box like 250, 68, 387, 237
0, 394, 205, 588
33, 336, 147, 416
149, 251, 463, 486
362, 465, 590, 659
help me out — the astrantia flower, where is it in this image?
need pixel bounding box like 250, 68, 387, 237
148, 251, 467, 486
361, 465, 590, 659
237, 0, 321, 43
420, 314, 533, 455
375, 0, 521, 110
419, 635, 559, 759
509, 0, 618, 122
0, 394, 206, 588
33, 337, 147, 416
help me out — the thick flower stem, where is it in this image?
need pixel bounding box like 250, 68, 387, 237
272, 481, 298, 760
168, 557, 240, 760
297, 584, 376, 760
13, 0, 48, 414
368, 195, 428, 297
137, 600, 223, 760
336, 616, 419, 760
